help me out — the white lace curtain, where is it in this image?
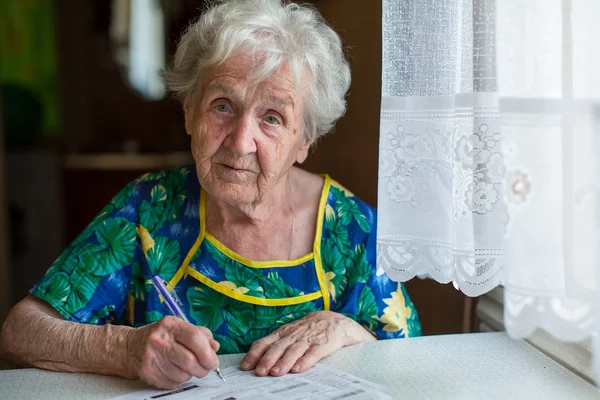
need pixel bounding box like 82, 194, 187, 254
378, 0, 600, 369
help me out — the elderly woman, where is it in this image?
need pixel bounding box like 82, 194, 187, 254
0, 0, 420, 390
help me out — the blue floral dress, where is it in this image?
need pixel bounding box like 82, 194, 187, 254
30, 166, 421, 354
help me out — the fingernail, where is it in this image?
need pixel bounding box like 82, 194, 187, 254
256, 367, 266, 375
292, 364, 300, 372
271, 367, 280, 374
241, 362, 250, 369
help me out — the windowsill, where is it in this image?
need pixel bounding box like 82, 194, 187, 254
477, 287, 594, 383
63, 152, 193, 171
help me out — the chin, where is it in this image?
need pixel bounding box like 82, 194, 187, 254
207, 179, 258, 206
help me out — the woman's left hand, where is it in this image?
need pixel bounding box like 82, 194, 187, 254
239, 311, 376, 376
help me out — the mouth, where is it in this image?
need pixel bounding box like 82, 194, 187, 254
219, 163, 248, 172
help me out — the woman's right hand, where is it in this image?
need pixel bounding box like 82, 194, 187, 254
127, 316, 220, 389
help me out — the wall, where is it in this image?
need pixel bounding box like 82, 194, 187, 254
0, 89, 10, 322
54, 0, 201, 153
302, 0, 382, 206
54, 0, 94, 151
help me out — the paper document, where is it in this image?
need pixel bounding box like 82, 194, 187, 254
110, 364, 391, 400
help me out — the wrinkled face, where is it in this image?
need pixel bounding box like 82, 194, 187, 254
185, 51, 312, 207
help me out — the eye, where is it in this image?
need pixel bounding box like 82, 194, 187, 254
214, 103, 230, 113
264, 115, 281, 125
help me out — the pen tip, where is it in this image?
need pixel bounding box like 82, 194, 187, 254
216, 368, 226, 382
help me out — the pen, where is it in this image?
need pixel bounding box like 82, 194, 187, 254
150, 274, 226, 383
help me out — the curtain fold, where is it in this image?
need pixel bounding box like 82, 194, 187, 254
379, 0, 600, 374
378, 0, 504, 296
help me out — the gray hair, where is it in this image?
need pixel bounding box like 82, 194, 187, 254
162, 0, 351, 142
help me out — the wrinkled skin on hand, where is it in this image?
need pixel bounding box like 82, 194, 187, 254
129, 316, 220, 389
240, 311, 376, 377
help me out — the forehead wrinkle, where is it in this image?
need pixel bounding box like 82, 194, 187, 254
205, 81, 237, 97
261, 91, 295, 109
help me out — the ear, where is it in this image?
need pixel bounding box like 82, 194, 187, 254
294, 136, 313, 164
183, 96, 192, 136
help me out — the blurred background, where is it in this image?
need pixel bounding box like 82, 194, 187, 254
0, 0, 478, 335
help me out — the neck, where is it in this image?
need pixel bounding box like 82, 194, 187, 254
206, 169, 294, 228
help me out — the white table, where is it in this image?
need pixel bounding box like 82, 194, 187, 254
1, 333, 598, 399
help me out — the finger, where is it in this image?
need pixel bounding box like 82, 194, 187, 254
210, 338, 220, 352
291, 344, 332, 373
254, 337, 295, 376
146, 373, 182, 390
240, 331, 280, 371
138, 359, 182, 390
269, 342, 310, 376
169, 342, 210, 378
158, 359, 192, 386
174, 324, 219, 371
197, 326, 214, 340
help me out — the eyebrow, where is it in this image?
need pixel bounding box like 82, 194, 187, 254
205, 82, 295, 110
205, 82, 236, 96
265, 95, 294, 110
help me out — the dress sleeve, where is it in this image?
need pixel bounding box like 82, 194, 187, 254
324, 190, 422, 339
29, 180, 141, 325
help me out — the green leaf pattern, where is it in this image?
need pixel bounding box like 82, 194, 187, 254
214, 334, 241, 355
275, 302, 317, 327
140, 185, 168, 233
139, 168, 189, 234
330, 184, 371, 234
86, 218, 136, 277
187, 284, 255, 337
401, 284, 422, 337
145, 236, 180, 279
36, 271, 71, 303
325, 209, 351, 253
136, 171, 167, 183
356, 286, 379, 332
72, 203, 115, 246
347, 244, 372, 287
236, 329, 271, 349
321, 237, 347, 301
145, 311, 164, 323
322, 183, 375, 305
224, 261, 264, 297
111, 181, 135, 209
164, 167, 188, 222
36, 218, 137, 318
37, 268, 101, 317
187, 286, 226, 331
89, 304, 116, 325
223, 303, 254, 337
206, 242, 230, 267
129, 262, 147, 301
66, 268, 102, 311
208, 242, 301, 300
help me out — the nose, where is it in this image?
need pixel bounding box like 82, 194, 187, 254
223, 114, 258, 157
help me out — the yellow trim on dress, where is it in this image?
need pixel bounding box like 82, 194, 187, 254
313, 175, 331, 311
204, 232, 314, 268
168, 192, 206, 290
186, 267, 322, 306
127, 294, 135, 325
169, 174, 333, 314
199, 185, 317, 268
